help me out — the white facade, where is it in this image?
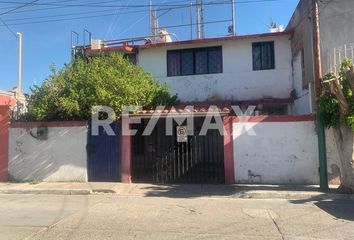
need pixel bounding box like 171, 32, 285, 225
138, 35, 293, 103
9, 126, 88, 182
326, 128, 343, 185
292, 51, 312, 115
232, 120, 319, 184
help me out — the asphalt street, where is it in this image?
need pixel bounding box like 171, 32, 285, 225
0, 193, 353, 240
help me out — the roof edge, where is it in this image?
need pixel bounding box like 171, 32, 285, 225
138, 31, 291, 49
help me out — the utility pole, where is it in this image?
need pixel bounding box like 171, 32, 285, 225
312, 0, 328, 191
149, 0, 152, 37
16, 32, 22, 100
312, 0, 322, 98
231, 0, 236, 36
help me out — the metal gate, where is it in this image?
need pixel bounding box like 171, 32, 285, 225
132, 118, 224, 183
87, 121, 121, 182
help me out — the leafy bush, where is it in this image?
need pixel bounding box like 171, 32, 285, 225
318, 59, 354, 130
26, 53, 178, 121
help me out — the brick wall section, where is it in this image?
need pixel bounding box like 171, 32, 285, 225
0, 106, 9, 181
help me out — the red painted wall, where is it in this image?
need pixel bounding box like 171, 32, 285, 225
223, 117, 235, 184
121, 119, 132, 183
0, 95, 16, 107
231, 115, 315, 123
0, 106, 9, 181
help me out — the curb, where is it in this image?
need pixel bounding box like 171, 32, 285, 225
230, 191, 354, 200
0, 189, 353, 200
0, 189, 91, 195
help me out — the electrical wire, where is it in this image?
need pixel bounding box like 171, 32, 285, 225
0, 0, 280, 11
159, 19, 231, 29
0, 0, 40, 15
0, 0, 283, 25
0, 16, 16, 37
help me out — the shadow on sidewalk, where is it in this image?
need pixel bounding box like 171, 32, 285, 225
290, 195, 354, 221
141, 184, 323, 198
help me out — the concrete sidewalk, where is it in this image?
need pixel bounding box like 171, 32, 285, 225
0, 182, 352, 200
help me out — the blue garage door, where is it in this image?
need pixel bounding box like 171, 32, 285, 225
87, 121, 121, 182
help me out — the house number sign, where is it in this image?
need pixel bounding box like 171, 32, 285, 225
177, 126, 188, 143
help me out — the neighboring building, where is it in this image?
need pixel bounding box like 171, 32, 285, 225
287, 0, 354, 115
0, 90, 16, 107
0, 88, 27, 120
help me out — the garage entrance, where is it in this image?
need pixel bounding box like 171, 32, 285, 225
131, 118, 224, 184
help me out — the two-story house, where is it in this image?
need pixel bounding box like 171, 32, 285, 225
84, 32, 294, 116
69, 0, 354, 185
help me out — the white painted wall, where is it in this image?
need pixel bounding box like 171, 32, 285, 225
292, 51, 312, 115
9, 126, 88, 182
233, 121, 319, 184
138, 35, 293, 102
325, 128, 342, 185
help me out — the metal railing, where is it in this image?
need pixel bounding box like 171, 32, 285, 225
325, 43, 354, 75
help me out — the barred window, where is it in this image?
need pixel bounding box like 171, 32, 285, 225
167, 46, 222, 76
208, 47, 223, 73
181, 50, 194, 75
252, 41, 275, 71
167, 51, 181, 76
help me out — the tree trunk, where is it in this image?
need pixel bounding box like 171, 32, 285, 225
334, 125, 354, 193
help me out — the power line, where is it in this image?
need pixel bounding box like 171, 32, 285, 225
0, 0, 40, 15
0, 0, 124, 10
158, 19, 230, 29
105, 0, 134, 40
2, 9, 115, 22
0, 16, 16, 37
0, 0, 282, 23
0, 0, 286, 31
0, 10, 232, 28
0, 0, 280, 11
0, 9, 155, 26
0, 0, 193, 14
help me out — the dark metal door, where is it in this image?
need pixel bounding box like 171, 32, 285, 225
132, 118, 224, 184
87, 121, 121, 182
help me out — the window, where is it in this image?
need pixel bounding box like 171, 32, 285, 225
181, 50, 194, 75
167, 46, 222, 76
252, 41, 275, 71
167, 51, 180, 76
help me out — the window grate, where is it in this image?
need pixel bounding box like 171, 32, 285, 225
252, 41, 275, 71
167, 46, 223, 77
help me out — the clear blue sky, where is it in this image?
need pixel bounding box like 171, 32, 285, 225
0, 0, 299, 93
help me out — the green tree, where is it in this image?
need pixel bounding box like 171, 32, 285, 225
26, 53, 178, 121
318, 59, 354, 192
